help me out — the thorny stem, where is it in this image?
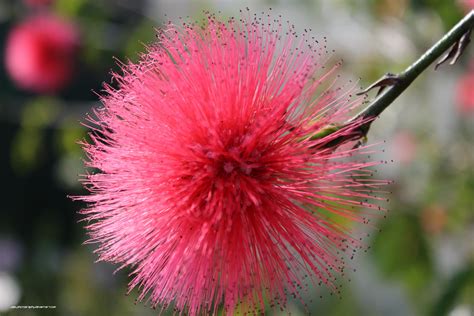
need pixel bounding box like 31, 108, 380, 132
312, 10, 474, 144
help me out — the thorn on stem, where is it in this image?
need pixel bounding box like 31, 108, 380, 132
435, 28, 472, 70
356, 73, 402, 96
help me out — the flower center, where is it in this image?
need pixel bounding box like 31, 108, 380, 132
208, 152, 258, 179
223, 161, 234, 174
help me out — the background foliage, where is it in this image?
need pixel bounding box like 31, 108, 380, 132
0, 0, 473, 315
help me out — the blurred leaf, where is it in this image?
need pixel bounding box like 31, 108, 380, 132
54, 0, 88, 17
430, 263, 474, 316
55, 120, 86, 154
371, 212, 434, 295
10, 127, 43, 174
412, 0, 464, 28
124, 20, 155, 62
10, 98, 58, 174
20, 97, 60, 128
448, 173, 474, 231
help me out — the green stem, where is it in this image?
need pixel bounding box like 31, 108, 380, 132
311, 10, 474, 143
353, 10, 474, 127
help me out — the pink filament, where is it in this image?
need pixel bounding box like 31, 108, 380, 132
78, 11, 388, 315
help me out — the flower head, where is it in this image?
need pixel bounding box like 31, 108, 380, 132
79, 11, 387, 315
4, 14, 79, 93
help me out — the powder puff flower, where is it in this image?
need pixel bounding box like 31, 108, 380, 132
78, 11, 387, 315
4, 14, 79, 93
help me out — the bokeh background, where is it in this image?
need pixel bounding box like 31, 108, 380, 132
0, 0, 473, 315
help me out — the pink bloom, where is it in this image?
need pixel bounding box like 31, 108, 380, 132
4, 14, 79, 93
456, 72, 474, 113
78, 13, 387, 315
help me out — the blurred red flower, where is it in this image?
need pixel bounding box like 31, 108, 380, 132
456, 72, 474, 113
458, 0, 474, 11
4, 14, 79, 94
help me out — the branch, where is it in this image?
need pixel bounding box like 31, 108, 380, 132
312, 10, 474, 145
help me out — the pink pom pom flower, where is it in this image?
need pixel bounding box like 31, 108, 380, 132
78, 11, 388, 315
4, 14, 79, 93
